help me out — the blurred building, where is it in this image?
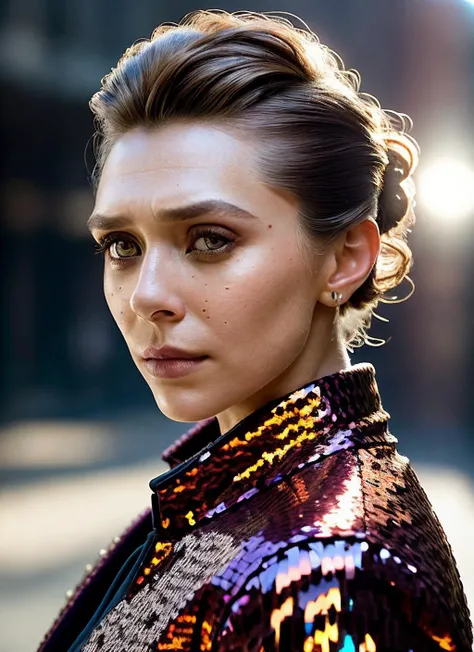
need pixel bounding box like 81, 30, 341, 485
1, 1, 163, 420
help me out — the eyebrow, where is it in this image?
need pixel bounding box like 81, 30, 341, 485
86, 199, 258, 233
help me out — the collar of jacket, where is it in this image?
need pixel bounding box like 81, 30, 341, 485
150, 362, 395, 539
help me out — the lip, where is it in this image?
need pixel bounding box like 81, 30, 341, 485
142, 345, 206, 360
141, 346, 208, 379
142, 357, 208, 379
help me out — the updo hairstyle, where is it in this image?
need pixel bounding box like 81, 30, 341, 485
89, 9, 419, 350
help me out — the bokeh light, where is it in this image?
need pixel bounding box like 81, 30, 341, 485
417, 157, 474, 223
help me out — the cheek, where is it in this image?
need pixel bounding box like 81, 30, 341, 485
104, 275, 131, 331
210, 251, 315, 346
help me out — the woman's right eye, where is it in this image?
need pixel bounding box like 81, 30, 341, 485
94, 235, 140, 261
109, 239, 139, 260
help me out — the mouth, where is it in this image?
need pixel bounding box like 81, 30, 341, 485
142, 356, 208, 379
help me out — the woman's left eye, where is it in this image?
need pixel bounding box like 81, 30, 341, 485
189, 228, 234, 255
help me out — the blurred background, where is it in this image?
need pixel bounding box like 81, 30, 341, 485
1, 0, 473, 650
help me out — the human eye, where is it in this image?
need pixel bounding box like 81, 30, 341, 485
93, 233, 141, 262
188, 226, 236, 257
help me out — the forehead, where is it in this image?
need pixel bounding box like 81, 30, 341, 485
96, 123, 260, 209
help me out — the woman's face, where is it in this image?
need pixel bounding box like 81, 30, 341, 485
90, 122, 346, 432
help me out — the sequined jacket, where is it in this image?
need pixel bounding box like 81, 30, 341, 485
39, 364, 473, 651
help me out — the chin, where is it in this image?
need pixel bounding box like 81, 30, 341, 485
152, 391, 218, 424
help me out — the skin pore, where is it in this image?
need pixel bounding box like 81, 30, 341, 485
89, 122, 381, 435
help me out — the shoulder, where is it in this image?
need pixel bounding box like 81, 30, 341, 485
214, 533, 472, 652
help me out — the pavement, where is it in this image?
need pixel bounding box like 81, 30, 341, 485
0, 413, 473, 652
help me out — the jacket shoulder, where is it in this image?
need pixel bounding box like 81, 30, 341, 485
213, 445, 473, 651
355, 446, 472, 641
215, 534, 470, 652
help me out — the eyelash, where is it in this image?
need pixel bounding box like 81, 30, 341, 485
93, 226, 235, 263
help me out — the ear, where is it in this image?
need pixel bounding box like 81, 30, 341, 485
318, 218, 381, 308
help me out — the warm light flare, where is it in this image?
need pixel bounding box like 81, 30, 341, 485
418, 158, 474, 223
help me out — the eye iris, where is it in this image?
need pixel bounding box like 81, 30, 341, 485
112, 241, 136, 257
202, 234, 223, 250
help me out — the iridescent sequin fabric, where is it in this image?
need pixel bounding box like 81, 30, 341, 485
38, 363, 473, 651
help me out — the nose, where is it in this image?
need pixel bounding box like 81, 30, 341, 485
129, 250, 185, 322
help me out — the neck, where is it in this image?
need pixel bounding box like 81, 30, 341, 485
156, 361, 391, 538
216, 310, 351, 435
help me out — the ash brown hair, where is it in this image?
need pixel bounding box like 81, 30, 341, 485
89, 9, 419, 351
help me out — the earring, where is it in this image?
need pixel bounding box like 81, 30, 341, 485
331, 291, 343, 305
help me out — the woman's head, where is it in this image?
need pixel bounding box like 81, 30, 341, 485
88, 10, 419, 429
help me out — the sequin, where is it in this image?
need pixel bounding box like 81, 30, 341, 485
38, 363, 473, 652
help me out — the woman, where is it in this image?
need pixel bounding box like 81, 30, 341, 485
39, 9, 472, 652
